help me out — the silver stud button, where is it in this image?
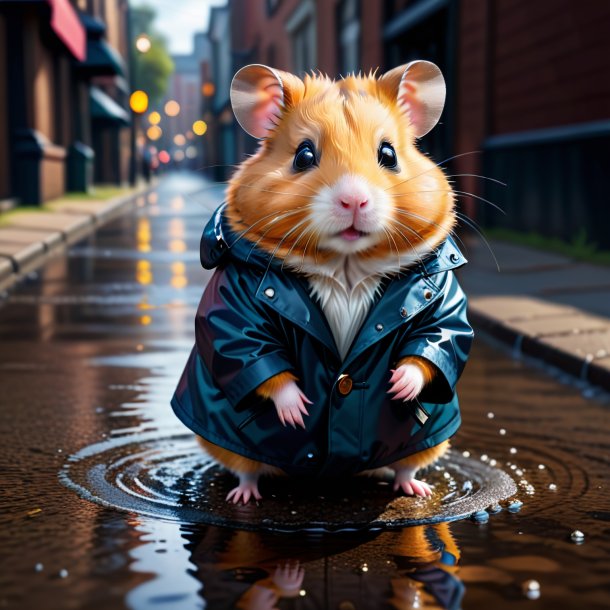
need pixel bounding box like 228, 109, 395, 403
264, 287, 275, 298
375, 323, 383, 331
400, 307, 408, 318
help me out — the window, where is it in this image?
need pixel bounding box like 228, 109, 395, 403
337, 0, 360, 75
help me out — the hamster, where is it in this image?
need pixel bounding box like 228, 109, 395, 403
173, 61, 473, 504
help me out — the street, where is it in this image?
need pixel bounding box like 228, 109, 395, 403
1, 172, 609, 610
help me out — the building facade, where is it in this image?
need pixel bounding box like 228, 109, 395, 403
0, 0, 131, 207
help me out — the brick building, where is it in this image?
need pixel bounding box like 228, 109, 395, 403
0, 0, 132, 207
205, 0, 610, 247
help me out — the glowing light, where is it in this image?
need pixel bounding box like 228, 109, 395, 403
146, 125, 162, 141
148, 111, 161, 125
173, 134, 186, 146
171, 275, 188, 289
201, 82, 215, 97
158, 150, 170, 164
137, 218, 151, 253
129, 90, 149, 114
169, 239, 186, 253
173, 150, 185, 162
136, 260, 152, 285
186, 130, 194, 140
170, 197, 184, 212
140, 314, 152, 325
192, 120, 207, 136
164, 100, 180, 116
186, 146, 197, 159
135, 35, 151, 53
171, 261, 186, 275
169, 218, 184, 237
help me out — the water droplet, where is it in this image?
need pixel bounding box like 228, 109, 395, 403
290, 510, 297, 515
570, 530, 585, 543
488, 504, 502, 514
299, 589, 306, 596
508, 500, 523, 513
59, 569, 68, 579
516, 469, 524, 476
548, 483, 557, 491
34, 563, 43, 572
360, 563, 369, 573
538, 464, 546, 470
443, 472, 451, 479
522, 579, 541, 599
480, 454, 488, 462
462, 450, 471, 458
510, 464, 517, 470
499, 428, 506, 436
509, 447, 517, 454
489, 459, 497, 466
487, 412, 495, 419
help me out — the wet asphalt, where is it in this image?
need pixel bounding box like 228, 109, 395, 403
0, 171, 609, 610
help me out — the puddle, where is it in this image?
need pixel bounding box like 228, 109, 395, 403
60, 436, 517, 532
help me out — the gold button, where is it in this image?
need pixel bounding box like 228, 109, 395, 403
337, 374, 353, 396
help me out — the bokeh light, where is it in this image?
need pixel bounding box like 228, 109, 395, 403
201, 82, 215, 97
173, 150, 185, 162
186, 146, 197, 159
129, 90, 149, 114
173, 134, 186, 146
146, 125, 162, 141
158, 150, 170, 164
164, 100, 180, 116
148, 111, 161, 125
192, 120, 207, 136
135, 35, 151, 53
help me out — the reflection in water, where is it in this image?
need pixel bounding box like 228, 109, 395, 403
176, 522, 463, 610
135, 260, 153, 285
136, 218, 152, 253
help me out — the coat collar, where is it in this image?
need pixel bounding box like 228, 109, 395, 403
201, 205, 467, 363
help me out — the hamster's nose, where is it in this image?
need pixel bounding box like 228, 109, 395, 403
339, 197, 369, 210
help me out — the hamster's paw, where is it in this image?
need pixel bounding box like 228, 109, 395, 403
393, 472, 433, 498
272, 381, 312, 430
226, 474, 262, 505
387, 363, 424, 402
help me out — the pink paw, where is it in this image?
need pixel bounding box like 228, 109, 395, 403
387, 364, 424, 402
272, 381, 312, 429
226, 480, 262, 504
393, 476, 433, 498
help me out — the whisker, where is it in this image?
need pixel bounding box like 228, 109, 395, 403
445, 173, 507, 187
386, 189, 506, 216
454, 211, 500, 271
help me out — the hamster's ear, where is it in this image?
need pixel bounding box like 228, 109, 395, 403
230, 64, 303, 139
379, 60, 446, 138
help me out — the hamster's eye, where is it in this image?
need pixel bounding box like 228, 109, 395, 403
293, 141, 317, 172
378, 142, 398, 170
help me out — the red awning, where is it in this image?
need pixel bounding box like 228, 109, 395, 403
47, 0, 86, 61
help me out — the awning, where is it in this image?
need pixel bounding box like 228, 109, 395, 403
76, 12, 125, 76
47, 0, 86, 61
90, 87, 130, 126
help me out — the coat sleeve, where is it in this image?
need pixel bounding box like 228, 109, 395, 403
195, 267, 295, 407
395, 270, 474, 404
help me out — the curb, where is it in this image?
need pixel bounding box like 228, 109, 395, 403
469, 295, 610, 392
0, 184, 156, 292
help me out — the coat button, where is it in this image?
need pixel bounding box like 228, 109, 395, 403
423, 289, 433, 300
337, 374, 353, 396
400, 306, 408, 318
449, 253, 460, 264
375, 323, 383, 331
264, 287, 275, 298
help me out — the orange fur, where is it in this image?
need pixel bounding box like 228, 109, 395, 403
256, 371, 297, 399
397, 355, 437, 385
225, 71, 455, 264
196, 435, 284, 476
393, 439, 450, 471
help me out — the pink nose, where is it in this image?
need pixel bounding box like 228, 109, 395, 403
339, 196, 368, 210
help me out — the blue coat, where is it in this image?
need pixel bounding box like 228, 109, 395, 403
171, 205, 474, 477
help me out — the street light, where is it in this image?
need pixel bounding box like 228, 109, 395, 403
192, 120, 207, 136
135, 34, 151, 53
201, 82, 215, 97
148, 111, 161, 125
147, 126, 162, 141
164, 100, 180, 117
130, 90, 149, 114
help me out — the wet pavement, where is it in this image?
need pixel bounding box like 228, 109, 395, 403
1, 172, 609, 610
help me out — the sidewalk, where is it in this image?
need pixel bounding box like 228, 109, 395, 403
459, 238, 610, 391
0, 182, 156, 292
